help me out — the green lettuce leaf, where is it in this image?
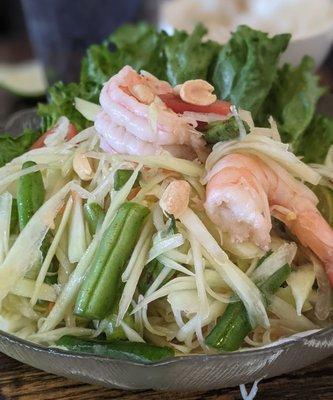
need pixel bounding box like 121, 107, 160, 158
0, 129, 41, 168
164, 24, 219, 86
79, 43, 122, 104
296, 114, 333, 164
259, 56, 325, 145
212, 25, 290, 116
38, 82, 91, 132
109, 23, 167, 80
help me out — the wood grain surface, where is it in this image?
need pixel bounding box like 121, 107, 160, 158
0, 352, 332, 400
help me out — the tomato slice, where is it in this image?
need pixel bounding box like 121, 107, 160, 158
66, 123, 78, 141
159, 93, 231, 116
31, 123, 78, 150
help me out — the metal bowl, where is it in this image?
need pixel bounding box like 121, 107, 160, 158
1, 109, 333, 391
1, 328, 333, 390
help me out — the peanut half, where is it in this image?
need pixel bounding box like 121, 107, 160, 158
178, 79, 217, 106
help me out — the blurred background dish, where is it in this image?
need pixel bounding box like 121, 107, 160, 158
21, 0, 158, 84
160, 0, 333, 67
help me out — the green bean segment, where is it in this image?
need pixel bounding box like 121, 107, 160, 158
17, 161, 45, 231
84, 202, 105, 235
75, 202, 150, 320
203, 117, 250, 144
10, 198, 19, 234
205, 263, 291, 351
56, 335, 175, 363
100, 311, 135, 341
138, 259, 174, 295
114, 169, 141, 191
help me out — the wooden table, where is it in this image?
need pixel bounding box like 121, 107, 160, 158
0, 352, 332, 400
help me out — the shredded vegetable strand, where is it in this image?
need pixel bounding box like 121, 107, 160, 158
0, 192, 12, 264
269, 295, 316, 331
133, 280, 199, 313
157, 255, 195, 276
148, 233, 185, 263
188, 232, 209, 317
0, 182, 73, 305
31, 197, 73, 306
165, 249, 193, 265
134, 173, 170, 202
120, 320, 145, 343
0, 164, 48, 194
56, 246, 74, 286
145, 266, 172, 297
11, 278, 57, 302
251, 243, 297, 284
87, 152, 204, 178
122, 217, 154, 282
117, 232, 152, 324
30, 327, 95, 344
180, 208, 269, 328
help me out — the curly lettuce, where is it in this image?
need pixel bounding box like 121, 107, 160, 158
164, 24, 219, 86
212, 25, 290, 117
259, 56, 326, 146
38, 82, 91, 132
296, 115, 333, 164
0, 129, 41, 168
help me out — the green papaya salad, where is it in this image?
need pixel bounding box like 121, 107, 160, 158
0, 24, 332, 362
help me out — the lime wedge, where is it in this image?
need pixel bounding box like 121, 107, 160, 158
313, 185, 333, 226
0, 61, 47, 97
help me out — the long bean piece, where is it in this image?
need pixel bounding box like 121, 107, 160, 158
100, 311, 136, 340
205, 264, 291, 351
17, 161, 45, 231
84, 202, 105, 235
10, 199, 18, 234
75, 202, 149, 319
56, 335, 174, 363
114, 169, 141, 191
138, 259, 173, 294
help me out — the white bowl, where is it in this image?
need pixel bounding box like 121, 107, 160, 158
281, 23, 333, 67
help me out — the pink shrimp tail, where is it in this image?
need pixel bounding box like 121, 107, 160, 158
283, 209, 333, 286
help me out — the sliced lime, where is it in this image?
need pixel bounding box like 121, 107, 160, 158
0, 61, 47, 97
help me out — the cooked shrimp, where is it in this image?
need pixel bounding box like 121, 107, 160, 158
95, 65, 207, 159
204, 153, 333, 285
96, 112, 197, 159
140, 70, 173, 95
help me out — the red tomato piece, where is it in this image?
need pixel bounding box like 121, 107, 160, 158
31, 123, 78, 150
159, 93, 231, 116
